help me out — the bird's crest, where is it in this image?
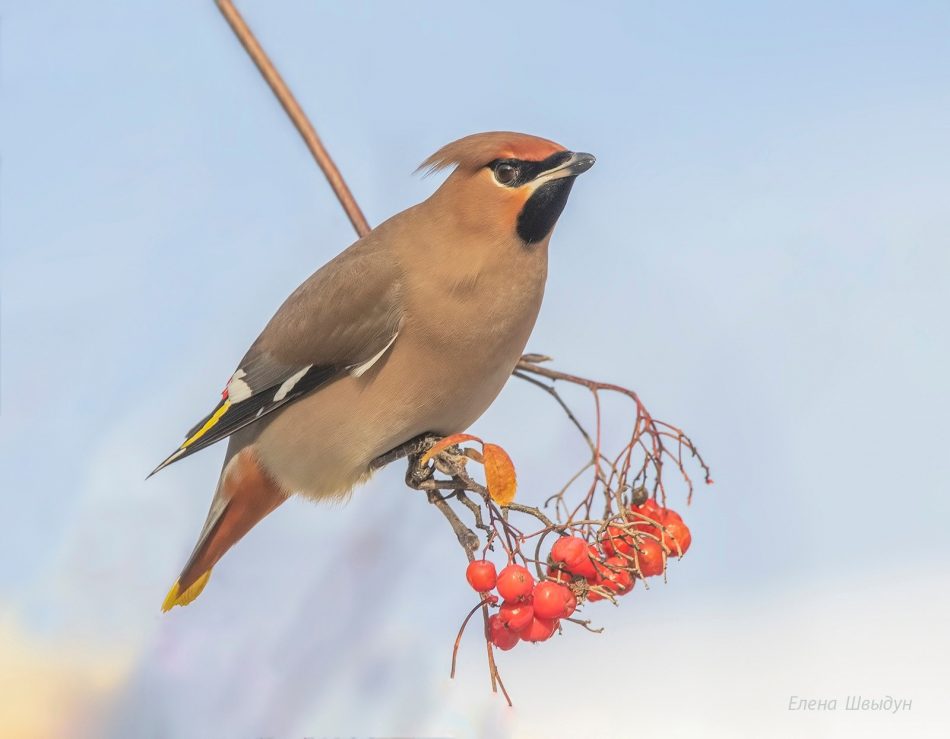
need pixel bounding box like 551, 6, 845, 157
417, 131, 566, 176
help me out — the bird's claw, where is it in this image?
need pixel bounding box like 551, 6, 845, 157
431, 448, 469, 477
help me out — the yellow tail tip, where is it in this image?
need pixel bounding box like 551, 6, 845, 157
161, 569, 212, 612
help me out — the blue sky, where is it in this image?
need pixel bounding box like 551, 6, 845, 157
3, 1, 949, 736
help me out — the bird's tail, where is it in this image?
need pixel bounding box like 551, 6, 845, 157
162, 447, 287, 611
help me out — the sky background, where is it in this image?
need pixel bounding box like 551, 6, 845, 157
3, 1, 949, 737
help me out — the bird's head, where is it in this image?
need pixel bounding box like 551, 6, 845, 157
419, 132, 595, 245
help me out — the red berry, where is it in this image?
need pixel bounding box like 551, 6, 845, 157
496, 564, 534, 601
465, 560, 498, 592
532, 581, 576, 619
488, 613, 519, 651
550, 536, 587, 569
584, 562, 604, 587
498, 600, 534, 631
634, 537, 666, 577
661, 508, 683, 524
600, 525, 636, 557
640, 498, 663, 516
567, 544, 600, 579
628, 500, 664, 534
587, 589, 605, 602
598, 556, 635, 595
518, 616, 559, 642
660, 517, 692, 557
547, 564, 574, 584
550, 539, 602, 579
559, 591, 577, 617
585, 572, 603, 587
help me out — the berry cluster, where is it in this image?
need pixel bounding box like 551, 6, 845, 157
465, 498, 692, 650
466, 560, 577, 650
554, 498, 690, 603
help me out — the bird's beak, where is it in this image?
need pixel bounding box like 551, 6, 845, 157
536, 151, 596, 183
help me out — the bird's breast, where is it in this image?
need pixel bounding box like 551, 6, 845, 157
394, 241, 548, 433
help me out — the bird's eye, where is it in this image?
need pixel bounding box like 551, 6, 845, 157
494, 162, 518, 186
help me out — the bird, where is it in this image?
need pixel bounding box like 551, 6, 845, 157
153, 131, 595, 610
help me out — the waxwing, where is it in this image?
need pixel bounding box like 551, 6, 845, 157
153, 131, 595, 609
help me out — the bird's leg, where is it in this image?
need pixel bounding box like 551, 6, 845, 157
431, 447, 470, 478
405, 449, 434, 489
374, 432, 473, 488
370, 432, 442, 472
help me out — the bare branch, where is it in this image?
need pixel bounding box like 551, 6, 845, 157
215, 0, 371, 237
427, 489, 479, 557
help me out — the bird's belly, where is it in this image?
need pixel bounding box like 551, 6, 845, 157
253, 306, 536, 499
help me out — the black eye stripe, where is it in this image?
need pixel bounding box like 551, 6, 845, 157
537, 151, 572, 171
488, 151, 573, 187
489, 159, 535, 187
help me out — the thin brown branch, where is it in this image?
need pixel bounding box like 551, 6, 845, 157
451, 598, 492, 679
565, 616, 605, 634
215, 0, 371, 237
512, 370, 598, 456
426, 490, 479, 558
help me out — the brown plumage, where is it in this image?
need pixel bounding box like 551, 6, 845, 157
154, 132, 595, 609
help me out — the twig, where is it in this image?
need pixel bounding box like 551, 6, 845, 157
512, 370, 598, 456
427, 490, 479, 557
215, 0, 371, 237
451, 598, 492, 679
565, 616, 605, 634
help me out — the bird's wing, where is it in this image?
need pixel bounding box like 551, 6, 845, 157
150, 242, 404, 476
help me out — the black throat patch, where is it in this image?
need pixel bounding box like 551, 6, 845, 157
516, 177, 576, 244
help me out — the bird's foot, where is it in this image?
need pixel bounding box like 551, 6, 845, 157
400, 433, 470, 488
